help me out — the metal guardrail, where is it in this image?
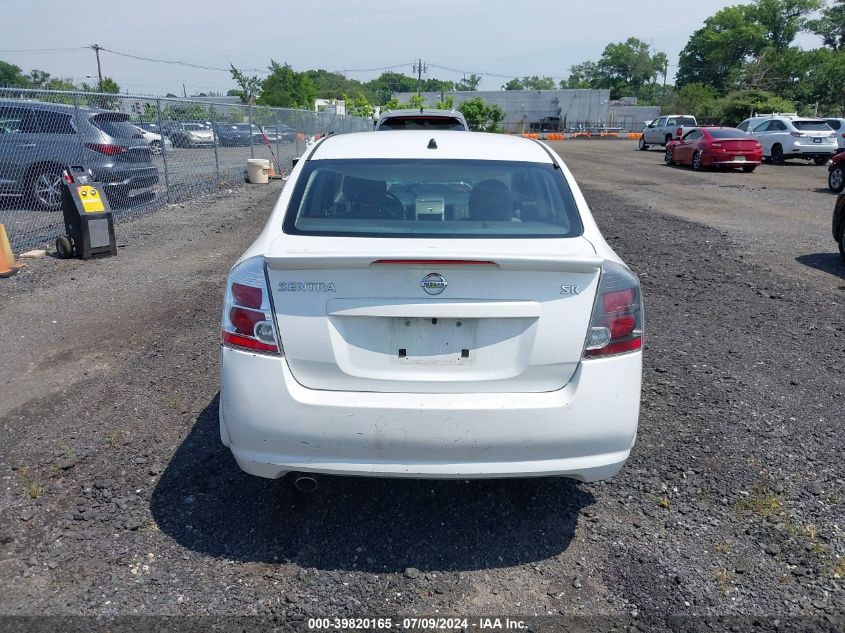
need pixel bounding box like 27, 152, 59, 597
0, 87, 371, 251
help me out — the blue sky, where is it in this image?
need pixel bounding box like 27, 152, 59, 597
0, 0, 823, 96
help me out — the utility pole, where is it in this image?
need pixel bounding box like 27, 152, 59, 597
413, 59, 427, 96
90, 44, 103, 91
660, 58, 668, 111
183, 83, 187, 98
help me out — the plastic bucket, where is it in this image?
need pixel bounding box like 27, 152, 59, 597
247, 158, 271, 184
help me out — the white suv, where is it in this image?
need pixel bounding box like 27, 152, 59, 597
747, 116, 836, 164
219, 131, 643, 484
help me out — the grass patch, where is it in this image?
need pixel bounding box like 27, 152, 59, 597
27, 482, 43, 499
713, 568, 735, 593
105, 430, 124, 448
735, 488, 782, 518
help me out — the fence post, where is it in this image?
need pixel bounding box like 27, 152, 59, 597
156, 99, 171, 204
274, 110, 281, 173
248, 104, 254, 159
72, 93, 85, 166
211, 113, 221, 188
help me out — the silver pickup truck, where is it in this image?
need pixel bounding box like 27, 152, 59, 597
639, 115, 698, 150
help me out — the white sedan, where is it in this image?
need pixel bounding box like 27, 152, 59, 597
219, 131, 643, 484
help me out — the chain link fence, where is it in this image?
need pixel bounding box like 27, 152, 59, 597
0, 87, 372, 252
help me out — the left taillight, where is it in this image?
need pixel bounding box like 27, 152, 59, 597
583, 261, 643, 358
221, 256, 281, 355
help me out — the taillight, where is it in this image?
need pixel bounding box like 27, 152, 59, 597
84, 143, 128, 155
711, 142, 722, 148
676, 127, 683, 137
583, 261, 643, 358
790, 132, 804, 138
222, 256, 281, 355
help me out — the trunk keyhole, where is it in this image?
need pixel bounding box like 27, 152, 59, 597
431, 318, 438, 325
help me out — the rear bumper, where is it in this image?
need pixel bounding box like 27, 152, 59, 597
96, 167, 159, 191
219, 347, 642, 482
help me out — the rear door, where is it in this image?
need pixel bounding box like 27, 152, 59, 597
751, 120, 774, 155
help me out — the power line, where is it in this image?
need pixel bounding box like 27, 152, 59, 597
0, 47, 88, 54
98, 47, 268, 75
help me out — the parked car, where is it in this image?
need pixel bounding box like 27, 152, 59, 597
735, 113, 796, 133
132, 124, 172, 155
747, 116, 836, 164
823, 118, 845, 151
832, 194, 845, 261
219, 131, 643, 484
164, 122, 214, 148
375, 109, 468, 131
827, 151, 845, 192
0, 100, 158, 210
639, 115, 697, 150
256, 124, 296, 144
665, 127, 762, 172
213, 123, 253, 146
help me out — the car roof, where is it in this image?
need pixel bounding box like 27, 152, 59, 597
0, 98, 112, 115
311, 131, 554, 163
379, 109, 463, 118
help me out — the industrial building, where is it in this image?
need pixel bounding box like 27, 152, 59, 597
392, 90, 659, 133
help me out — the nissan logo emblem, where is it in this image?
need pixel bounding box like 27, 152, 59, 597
420, 273, 447, 295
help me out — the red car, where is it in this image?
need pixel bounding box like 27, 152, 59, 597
665, 127, 763, 172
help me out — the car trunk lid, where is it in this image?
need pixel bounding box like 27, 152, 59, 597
265, 236, 601, 393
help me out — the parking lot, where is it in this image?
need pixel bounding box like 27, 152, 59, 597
0, 140, 842, 628
0, 141, 300, 252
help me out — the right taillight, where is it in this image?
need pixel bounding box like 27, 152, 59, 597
583, 261, 643, 358
222, 256, 281, 355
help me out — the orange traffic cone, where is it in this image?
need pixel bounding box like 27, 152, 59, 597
0, 223, 24, 278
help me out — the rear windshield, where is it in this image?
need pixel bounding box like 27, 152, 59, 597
378, 117, 466, 131
283, 159, 583, 238
708, 128, 749, 138
793, 120, 831, 131
91, 113, 142, 139
668, 116, 696, 126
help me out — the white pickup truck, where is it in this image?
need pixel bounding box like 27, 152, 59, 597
639, 115, 698, 150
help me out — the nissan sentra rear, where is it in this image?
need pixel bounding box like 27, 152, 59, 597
219, 131, 643, 482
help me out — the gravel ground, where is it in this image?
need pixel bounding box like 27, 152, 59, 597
0, 143, 843, 631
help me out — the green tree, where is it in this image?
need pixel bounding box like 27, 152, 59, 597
458, 97, 504, 132
344, 92, 374, 119
596, 38, 666, 99
0, 61, 28, 87
435, 95, 455, 110
562, 61, 599, 88
503, 78, 524, 90
521, 75, 556, 90
229, 64, 261, 104
455, 74, 481, 91
364, 72, 418, 104
718, 88, 796, 123
677, 5, 767, 92
306, 69, 369, 101
664, 83, 720, 119
751, 0, 822, 51
808, 0, 845, 49
259, 61, 316, 109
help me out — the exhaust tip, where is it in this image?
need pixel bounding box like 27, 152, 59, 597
293, 475, 318, 493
